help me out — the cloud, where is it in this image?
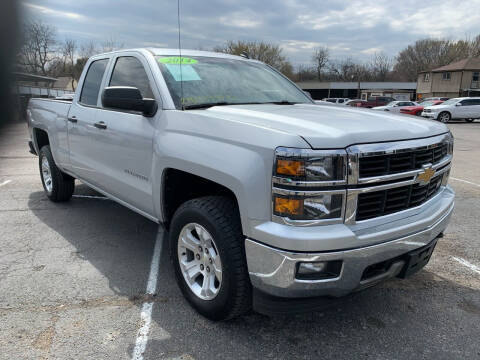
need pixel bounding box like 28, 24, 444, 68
219, 12, 262, 28
21, 0, 480, 67
361, 47, 382, 55
23, 3, 86, 20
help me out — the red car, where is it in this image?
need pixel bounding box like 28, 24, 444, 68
400, 100, 444, 116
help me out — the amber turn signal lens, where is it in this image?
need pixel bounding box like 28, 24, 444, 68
274, 197, 303, 216
276, 159, 304, 176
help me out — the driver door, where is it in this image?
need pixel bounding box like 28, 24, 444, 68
86, 53, 159, 216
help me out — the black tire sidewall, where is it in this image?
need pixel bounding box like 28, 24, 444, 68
169, 200, 244, 320
39, 145, 74, 202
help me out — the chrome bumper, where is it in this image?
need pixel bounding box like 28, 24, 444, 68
245, 194, 453, 298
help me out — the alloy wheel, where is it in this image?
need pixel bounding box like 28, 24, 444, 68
177, 223, 222, 300
439, 112, 450, 123
41, 156, 53, 193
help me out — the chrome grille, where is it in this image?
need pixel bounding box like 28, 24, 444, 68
356, 175, 443, 221
345, 133, 453, 224
359, 144, 447, 178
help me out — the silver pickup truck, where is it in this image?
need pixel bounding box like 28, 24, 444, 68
27, 48, 455, 320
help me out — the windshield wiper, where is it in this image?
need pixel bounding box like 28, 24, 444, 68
182, 100, 299, 110
183, 102, 229, 110
266, 100, 298, 105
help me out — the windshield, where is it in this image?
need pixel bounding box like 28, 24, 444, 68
156, 56, 312, 109
386, 101, 397, 106
440, 98, 459, 105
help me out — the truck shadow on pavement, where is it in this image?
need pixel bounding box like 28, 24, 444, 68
28, 185, 480, 360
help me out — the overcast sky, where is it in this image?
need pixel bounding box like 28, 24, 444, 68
21, 0, 480, 66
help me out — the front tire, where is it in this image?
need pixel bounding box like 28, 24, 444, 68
169, 196, 252, 321
438, 111, 451, 123
39, 145, 74, 202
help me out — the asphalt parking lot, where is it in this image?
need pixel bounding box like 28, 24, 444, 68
1, 119, 479, 360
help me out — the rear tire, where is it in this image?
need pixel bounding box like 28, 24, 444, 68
39, 145, 74, 202
415, 111, 422, 116
169, 196, 252, 321
438, 112, 451, 123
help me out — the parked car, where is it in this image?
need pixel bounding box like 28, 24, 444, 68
359, 96, 396, 108
422, 97, 480, 123
372, 100, 418, 113
344, 99, 367, 107
322, 97, 350, 105
419, 97, 450, 103
27, 48, 455, 320
400, 100, 444, 116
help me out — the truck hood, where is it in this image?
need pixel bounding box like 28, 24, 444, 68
199, 103, 448, 149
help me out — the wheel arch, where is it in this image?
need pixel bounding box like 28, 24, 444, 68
32, 127, 50, 153
160, 168, 243, 231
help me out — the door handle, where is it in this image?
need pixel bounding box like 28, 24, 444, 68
94, 121, 107, 130
67, 116, 77, 123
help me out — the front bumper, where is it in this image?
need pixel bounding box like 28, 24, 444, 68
245, 187, 454, 298
421, 111, 437, 119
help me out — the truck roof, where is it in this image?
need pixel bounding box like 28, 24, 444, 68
91, 48, 251, 62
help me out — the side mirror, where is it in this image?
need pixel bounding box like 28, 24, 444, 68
102, 86, 157, 117
455, 102, 462, 106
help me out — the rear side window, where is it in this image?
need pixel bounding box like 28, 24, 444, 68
80, 59, 109, 106
463, 99, 480, 106
109, 57, 154, 98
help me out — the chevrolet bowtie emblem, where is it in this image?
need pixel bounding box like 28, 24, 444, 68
416, 165, 436, 185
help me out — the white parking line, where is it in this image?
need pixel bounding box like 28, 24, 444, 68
450, 177, 480, 188
452, 256, 480, 275
0, 180, 12, 187
132, 228, 164, 360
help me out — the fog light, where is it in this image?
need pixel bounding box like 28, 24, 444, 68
296, 260, 343, 280
298, 262, 327, 275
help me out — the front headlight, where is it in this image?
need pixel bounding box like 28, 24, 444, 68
272, 147, 347, 224
446, 131, 454, 155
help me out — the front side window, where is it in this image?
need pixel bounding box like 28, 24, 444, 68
80, 59, 109, 106
441, 98, 460, 106
109, 57, 154, 99
156, 56, 311, 109
442, 72, 451, 80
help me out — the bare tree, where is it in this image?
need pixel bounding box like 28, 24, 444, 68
312, 46, 329, 80
393, 38, 474, 81
101, 36, 124, 52
213, 40, 294, 78
18, 20, 57, 75
61, 39, 77, 90
79, 40, 98, 59
294, 64, 317, 82
469, 35, 480, 57
368, 52, 393, 81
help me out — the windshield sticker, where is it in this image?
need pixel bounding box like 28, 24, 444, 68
158, 57, 198, 64
164, 64, 201, 81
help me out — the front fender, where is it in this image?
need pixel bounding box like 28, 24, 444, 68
150, 111, 309, 237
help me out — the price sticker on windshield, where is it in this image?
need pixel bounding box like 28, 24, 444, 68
158, 57, 198, 65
